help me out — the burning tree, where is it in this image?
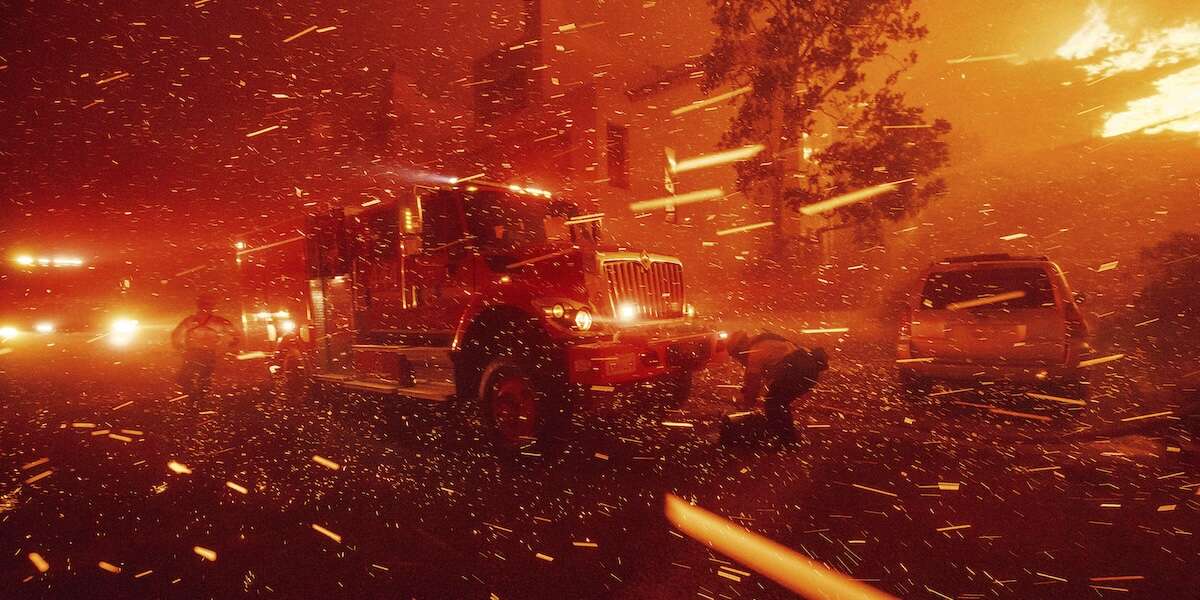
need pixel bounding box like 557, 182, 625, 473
701, 0, 951, 254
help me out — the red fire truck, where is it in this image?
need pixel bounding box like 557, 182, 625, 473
235, 181, 727, 448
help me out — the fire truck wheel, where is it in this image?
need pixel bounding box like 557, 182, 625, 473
659, 371, 693, 408
479, 358, 548, 450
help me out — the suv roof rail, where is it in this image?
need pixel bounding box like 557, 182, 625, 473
939, 253, 1049, 264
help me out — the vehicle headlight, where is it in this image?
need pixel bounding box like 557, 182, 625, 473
0, 326, 18, 340
34, 322, 55, 334
573, 308, 593, 331
551, 304, 566, 319
617, 302, 638, 323
112, 319, 140, 335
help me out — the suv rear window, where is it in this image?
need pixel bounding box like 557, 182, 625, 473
920, 266, 1056, 310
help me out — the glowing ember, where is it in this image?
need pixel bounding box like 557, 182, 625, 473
167, 461, 192, 475
312, 455, 341, 470
28, 552, 49, 573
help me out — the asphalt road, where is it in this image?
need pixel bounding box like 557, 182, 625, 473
1, 332, 1197, 599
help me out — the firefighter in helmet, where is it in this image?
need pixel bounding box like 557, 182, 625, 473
726, 331, 828, 443
171, 292, 242, 403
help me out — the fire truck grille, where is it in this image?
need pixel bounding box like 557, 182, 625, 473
603, 260, 685, 319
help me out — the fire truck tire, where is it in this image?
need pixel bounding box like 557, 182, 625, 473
659, 371, 693, 408
479, 358, 555, 451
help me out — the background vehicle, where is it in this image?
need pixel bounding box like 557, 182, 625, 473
236, 181, 727, 448
896, 254, 1092, 397
0, 253, 146, 347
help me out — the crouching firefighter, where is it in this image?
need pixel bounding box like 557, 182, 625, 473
725, 331, 828, 444
171, 292, 242, 404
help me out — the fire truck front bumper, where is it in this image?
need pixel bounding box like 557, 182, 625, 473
566, 327, 729, 386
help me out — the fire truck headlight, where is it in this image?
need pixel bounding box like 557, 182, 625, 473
279, 319, 296, 334
0, 326, 18, 340
34, 322, 55, 334
573, 308, 593, 331
617, 302, 638, 323
551, 304, 566, 319
112, 319, 140, 335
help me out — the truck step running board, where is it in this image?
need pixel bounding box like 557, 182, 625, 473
316, 374, 456, 402
351, 344, 452, 365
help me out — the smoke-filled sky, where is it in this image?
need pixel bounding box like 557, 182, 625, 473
0, 0, 1197, 271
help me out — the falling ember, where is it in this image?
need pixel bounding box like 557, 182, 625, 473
999, 233, 1028, 241
1025, 392, 1086, 406
1078, 353, 1125, 367
946, 290, 1025, 311
193, 546, 217, 561
945, 53, 1019, 64
95, 71, 131, 85
226, 481, 249, 494
716, 221, 775, 236
935, 524, 971, 532
312, 455, 341, 470
799, 178, 912, 216
1120, 410, 1172, 422
670, 145, 764, 174
98, 561, 121, 573
663, 494, 897, 599
21, 457, 49, 470
24, 470, 53, 484
167, 461, 192, 475
630, 188, 723, 213
312, 524, 343, 543
671, 85, 751, 116
282, 25, 318, 43
851, 483, 898, 498
28, 552, 49, 573
800, 327, 849, 334
245, 125, 280, 138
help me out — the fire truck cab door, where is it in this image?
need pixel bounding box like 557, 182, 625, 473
399, 190, 477, 341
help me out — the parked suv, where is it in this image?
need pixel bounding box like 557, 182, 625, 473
896, 254, 1091, 396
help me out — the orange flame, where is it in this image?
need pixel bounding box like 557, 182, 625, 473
1058, 3, 1200, 138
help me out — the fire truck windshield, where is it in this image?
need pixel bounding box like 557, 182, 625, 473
464, 191, 549, 249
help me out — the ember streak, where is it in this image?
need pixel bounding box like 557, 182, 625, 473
1, 1, 1198, 598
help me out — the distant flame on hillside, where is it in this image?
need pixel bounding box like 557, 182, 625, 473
1058, 3, 1200, 138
